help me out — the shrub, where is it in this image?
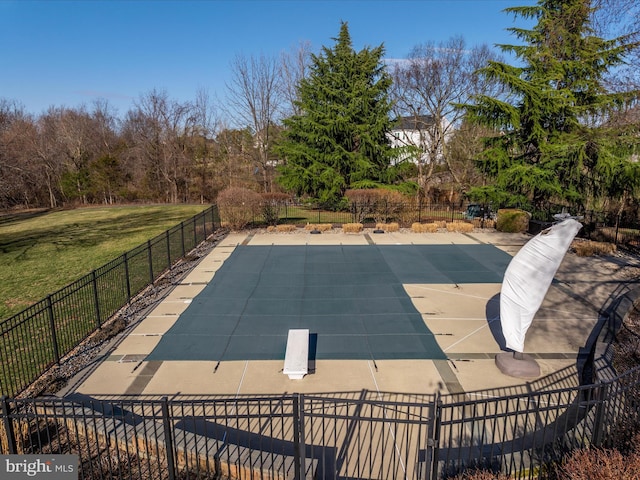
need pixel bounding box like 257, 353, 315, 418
266, 224, 298, 232
434, 220, 447, 229
1, 419, 30, 454
446, 221, 474, 233
572, 239, 616, 257
471, 218, 496, 229
446, 470, 510, 480
376, 222, 400, 232
345, 189, 408, 223
345, 189, 378, 222
260, 192, 291, 226
496, 208, 531, 233
398, 196, 420, 225
372, 190, 407, 224
447, 444, 640, 479
343, 223, 363, 233
345, 189, 380, 204
554, 446, 640, 480
217, 187, 262, 230
412, 222, 439, 233
305, 223, 333, 232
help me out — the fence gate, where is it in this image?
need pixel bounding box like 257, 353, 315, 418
299, 393, 437, 480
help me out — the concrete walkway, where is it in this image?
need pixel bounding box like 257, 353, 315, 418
61, 228, 640, 399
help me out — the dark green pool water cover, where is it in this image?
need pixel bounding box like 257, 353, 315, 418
146, 244, 511, 362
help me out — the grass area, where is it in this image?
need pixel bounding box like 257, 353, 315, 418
0, 205, 210, 320
278, 205, 355, 224
276, 204, 466, 225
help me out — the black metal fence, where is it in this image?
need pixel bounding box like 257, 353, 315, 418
0, 206, 220, 398
224, 201, 495, 230
235, 200, 640, 248
4, 201, 640, 478
282, 201, 474, 226
1, 365, 639, 479
525, 203, 640, 249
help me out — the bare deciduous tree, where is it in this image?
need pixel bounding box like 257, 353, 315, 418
215, 125, 257, 191
33, 108, 69, 208
0, 100, 48, 208
390, 36, 503, 200
593, 0, 640, 91
225, 53, 284, 192
280, 41, 312, 117
122, 89, 197, 203
446, 120, 497, 196
189, 88, 220, 203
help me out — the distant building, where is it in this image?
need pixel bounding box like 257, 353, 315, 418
388, 115, 450, 164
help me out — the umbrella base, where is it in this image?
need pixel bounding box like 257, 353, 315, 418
495, 352, 541, 379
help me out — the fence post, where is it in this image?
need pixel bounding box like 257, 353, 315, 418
161, 397, 177, 480
428, 392, 442, 480
123, 252, 131, 302
165, 231, 172, 271
91, 270, 102, 328
180, 222, 186, 258
1, 396, 17, 454
192, 217, 197, 249
293, 394, 305, 480
591, 382, 608, 447
418, 196, 422, 223
46, 295, 60, 364
147, 240, 154, 285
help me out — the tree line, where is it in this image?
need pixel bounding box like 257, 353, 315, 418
1, 0, 638, 216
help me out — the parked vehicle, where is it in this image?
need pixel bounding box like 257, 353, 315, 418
463, 203, 495, 220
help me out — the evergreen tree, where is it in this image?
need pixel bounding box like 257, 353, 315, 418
463, 0, 639, 212
276, 22, 400, 206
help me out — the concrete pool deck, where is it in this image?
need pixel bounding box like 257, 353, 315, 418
59, 228, 640, 400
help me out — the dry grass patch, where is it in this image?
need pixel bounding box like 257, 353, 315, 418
1, 419, 31, 454
471, 218, 496, 229
572, 239, 616, 257
305, 223, 333, 232
343, 223, 363, 233
266, 224, 298, 233
376, 222, 399, 232
412, 222, 439, 233
446, 221, 474, 233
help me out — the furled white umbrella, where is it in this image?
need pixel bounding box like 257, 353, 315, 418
497, 218, 582, 377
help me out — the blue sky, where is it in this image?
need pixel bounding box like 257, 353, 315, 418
1, 0, 535, 117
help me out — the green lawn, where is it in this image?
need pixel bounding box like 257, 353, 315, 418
276, 203, 466, 225
0, 205, 210, 320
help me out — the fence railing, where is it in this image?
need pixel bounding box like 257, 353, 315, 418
237, 200, 640, 248
528, 203, 640, 250
226, 201, 495, 229
0, 205, 220, 398
277, 201, 473, 226
2, 366, 639, 479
